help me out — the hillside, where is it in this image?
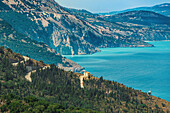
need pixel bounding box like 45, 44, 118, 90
0, 95, 101, 113
98, 3, 170, 17
103, 11, 170, 26
102, 11, 170, 41
0, 0, 101, 55
0, 47, 170, 112
0, 18, 84, 72
0, 0, 155, 55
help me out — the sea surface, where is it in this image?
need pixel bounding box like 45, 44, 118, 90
65, 41, 170, 101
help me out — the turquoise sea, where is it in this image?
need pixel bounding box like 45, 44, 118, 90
65, 41, 170, 101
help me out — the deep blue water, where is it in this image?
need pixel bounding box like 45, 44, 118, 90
65, 41, 170, 101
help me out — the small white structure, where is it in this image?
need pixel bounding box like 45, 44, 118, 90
84, 71, 90, 77
148, 90, 151, 95
80, 77, 84, 88
79, 71, 90, 89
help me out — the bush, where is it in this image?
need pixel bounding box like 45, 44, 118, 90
139, 104, 147, 108
0, 105, 7, 112
0, 46, 4, 54
24, 96, 39, 103
161, 103, 166, 107
145, 97, 149, 100
39, 60, 44, 64
7, 48, 13, 53
155, 104, 159, 108
122, 108, 128, 113
8, 101, 26, 113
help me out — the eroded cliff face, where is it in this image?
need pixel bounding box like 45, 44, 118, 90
0, 0, 101, 55
0, 0, 154, 55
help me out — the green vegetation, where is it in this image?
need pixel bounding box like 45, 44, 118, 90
0, 18, 62, 64
0, 94, 99, 113
0, 47, 100, 112
162, 103, 166, 107
0, 47, 168, 112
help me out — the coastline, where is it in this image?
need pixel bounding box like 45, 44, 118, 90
75, 71, 170, 112
145, 40, 170, 42
65, 41, 170, 102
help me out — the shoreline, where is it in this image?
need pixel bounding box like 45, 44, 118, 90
64, 40, 170, 56
145, 40, 170, 42
63, 43, 155, 57
65, 40, 170, 57
65, 41, 170, 102
90, 73, 170, 103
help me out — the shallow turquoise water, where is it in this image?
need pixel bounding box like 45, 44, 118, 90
65, 41, 170, 101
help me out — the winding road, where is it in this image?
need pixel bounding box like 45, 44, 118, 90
12, 56, 50, 82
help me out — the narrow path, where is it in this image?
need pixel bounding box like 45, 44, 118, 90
12, 56, 35, 82
80, 71, 90, 88
25, 70, 36, 82
11, 56, 50, 82
25, 66, 50, 82
12, 56, 30, 66
80, 76, 84, 88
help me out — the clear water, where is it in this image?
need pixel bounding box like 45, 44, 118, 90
64, 41, 170, 101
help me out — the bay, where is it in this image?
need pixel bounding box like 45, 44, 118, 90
64, 41, 170, 101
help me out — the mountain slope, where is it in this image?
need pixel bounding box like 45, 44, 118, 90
0, 0, 154, 55
102, 11, 170, 41
0, 0, 101, 55
0, 95, 100, 113
103, 10, 170, 26
0, 18, 84, 72
98, 3, 170, 17
63, 7, 154, 47
0, 47, 169, 112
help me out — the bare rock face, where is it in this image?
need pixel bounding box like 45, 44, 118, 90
0, 0, 154, 56
0, 0, 101, 55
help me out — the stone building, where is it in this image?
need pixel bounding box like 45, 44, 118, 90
84, 71, 90, 77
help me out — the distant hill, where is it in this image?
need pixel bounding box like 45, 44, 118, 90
103, 10, 170, 26
98, 3, 170, 17
64, 7, 93, 15
102, 10, 170, 41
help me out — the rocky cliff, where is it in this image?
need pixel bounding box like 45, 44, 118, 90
0, 0, 100, 55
